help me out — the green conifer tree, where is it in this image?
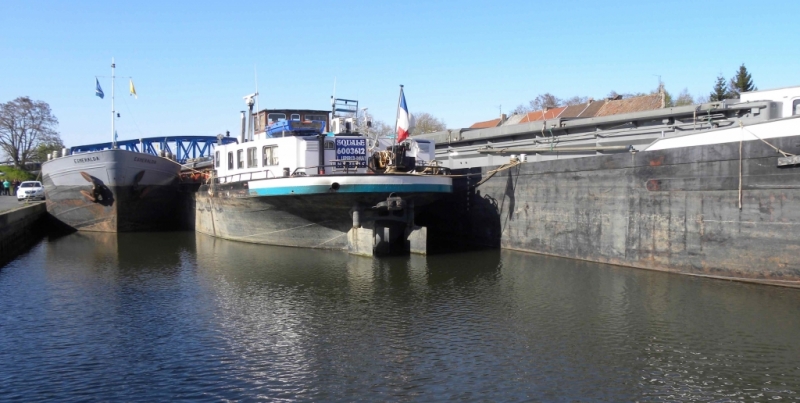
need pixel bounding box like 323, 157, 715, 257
728, 64, 756, 98
709, 75, 730, 101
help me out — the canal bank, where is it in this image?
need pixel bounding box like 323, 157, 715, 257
0, 200, 47, 268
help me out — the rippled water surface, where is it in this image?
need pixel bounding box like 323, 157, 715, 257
1, 232, 800, 402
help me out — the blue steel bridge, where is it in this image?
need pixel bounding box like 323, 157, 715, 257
69, 136, 239, 164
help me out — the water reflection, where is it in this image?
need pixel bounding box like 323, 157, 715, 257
0, 232, 798, 401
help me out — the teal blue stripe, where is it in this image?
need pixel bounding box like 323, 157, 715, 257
250, 183, 452, 196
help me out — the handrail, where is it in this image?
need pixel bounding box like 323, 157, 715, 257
214, 163, 364, 184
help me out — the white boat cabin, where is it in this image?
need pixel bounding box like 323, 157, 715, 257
213, 122, 436, 184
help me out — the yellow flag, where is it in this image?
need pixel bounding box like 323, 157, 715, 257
129, 79, 137, 99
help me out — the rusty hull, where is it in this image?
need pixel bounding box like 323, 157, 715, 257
43, 182, 180, 232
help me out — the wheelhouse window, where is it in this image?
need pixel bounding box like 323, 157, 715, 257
247, 147, 257, 168
237, 150, 244, 169
227, 152, 233, 169
215, 151, 220, 168
793, 99, 800, 116
262, 145, 279, 166
290, 113, 300, 121
268, 113, 286, 124
305, 114, 326, 122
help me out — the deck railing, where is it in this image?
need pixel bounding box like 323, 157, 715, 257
213, 161, 362, 184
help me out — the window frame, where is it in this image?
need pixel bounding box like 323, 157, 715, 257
236, 149, 244, 169
227, 152, 234, 170
305, 114, 326, 122
262, 145, 279, 166
215, 151, 220, 168
793, 99, 800, 116
268, 113, 287, 124
247, 147, 257, 168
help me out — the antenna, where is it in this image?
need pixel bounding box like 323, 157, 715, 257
254, 64, 259, 115
111, 57, 116, 148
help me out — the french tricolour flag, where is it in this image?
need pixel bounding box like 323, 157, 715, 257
396, 87, 411, 143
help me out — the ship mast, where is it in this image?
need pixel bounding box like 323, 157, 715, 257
111, 58, 116, 148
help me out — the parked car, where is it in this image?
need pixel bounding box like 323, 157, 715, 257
17, 181, 45, 201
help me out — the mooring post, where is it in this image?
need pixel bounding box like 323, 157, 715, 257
352, 204, 361, 229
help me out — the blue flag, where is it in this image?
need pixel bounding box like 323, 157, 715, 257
95, 78, 104, 99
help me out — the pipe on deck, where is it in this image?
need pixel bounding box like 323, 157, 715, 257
477, 145, 633, 154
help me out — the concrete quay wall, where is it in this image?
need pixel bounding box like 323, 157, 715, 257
426, 135, 800, 287
0, 202, 47, 268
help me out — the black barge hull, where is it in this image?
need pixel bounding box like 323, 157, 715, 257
432, 135, 800, 286
195, 184, 444, 251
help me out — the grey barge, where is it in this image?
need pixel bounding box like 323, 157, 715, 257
419, 86, 800, 286
42, 149, 181, 232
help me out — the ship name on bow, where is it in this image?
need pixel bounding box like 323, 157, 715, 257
134, 157, 157, 164
73, 156, 100, 164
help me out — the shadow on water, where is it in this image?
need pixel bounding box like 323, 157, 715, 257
422, 170, 504, 253
44, 231, 195, 278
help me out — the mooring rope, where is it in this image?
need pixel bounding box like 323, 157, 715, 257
470, 160, 522, 188
739, 139, 743, 210
738, 120, 795, 157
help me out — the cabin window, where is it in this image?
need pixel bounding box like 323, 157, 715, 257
262, 145, 279, 166
291, 114, 300, 121
305, 114, 326, 121
247, 147, 257, 168
237, 150, 244, 169
227, 152, 233, 169
215, 151, 220, 168
793, 99, 800, 116
268, 113, 286, 124
324, 140, 335, 150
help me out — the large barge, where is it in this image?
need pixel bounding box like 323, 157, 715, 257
195, 95, 452, 256
419, 86, 800, 286
42, 149, 181, 232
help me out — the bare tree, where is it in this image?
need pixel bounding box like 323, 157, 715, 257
673, 88, 695, 106
511, 104, 530, 115
563, 96, 588, 106
356, 111, 394, 139
529, 93, 561, 111
412, 112, 446, 135
0, 97, 61, 169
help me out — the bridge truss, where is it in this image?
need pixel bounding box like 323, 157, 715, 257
69, 136, 239, 164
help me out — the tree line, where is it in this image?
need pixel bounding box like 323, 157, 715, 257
511, 63, 757, 114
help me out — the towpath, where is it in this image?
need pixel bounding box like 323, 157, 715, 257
0, 197, 42, 213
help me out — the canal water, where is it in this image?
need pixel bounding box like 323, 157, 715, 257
1, 232, 799, 402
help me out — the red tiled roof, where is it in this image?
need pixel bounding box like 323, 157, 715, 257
594, 94, 663, 117
469, 118, 502, 129
559, 100, 607, 118
518, 106, 567, 123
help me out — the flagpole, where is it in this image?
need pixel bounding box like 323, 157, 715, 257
111, 58, 116, 148
394, 84, 403, 142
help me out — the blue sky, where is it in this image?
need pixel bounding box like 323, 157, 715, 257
1, 0, 798, 147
